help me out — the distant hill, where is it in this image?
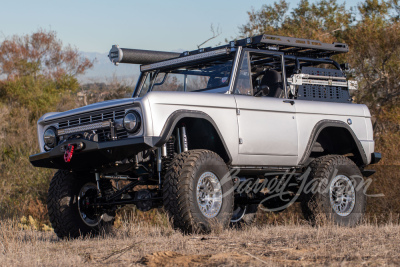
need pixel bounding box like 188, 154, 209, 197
78, 52, 140, 85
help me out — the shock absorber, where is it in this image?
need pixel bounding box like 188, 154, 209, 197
161, 136, 176, 175
157, 147, 162, 189
181, 125, 188, 152
166, 136, 175, 157
95, 172, 102, 196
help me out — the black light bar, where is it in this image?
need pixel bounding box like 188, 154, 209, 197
57, 121, 110, 135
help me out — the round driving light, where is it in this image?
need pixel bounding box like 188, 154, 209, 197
123, 111, 141, 133
43, 127, 57, 149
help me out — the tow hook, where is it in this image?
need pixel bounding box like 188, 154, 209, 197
60, 142, 84, 152
64, 144, 75, 163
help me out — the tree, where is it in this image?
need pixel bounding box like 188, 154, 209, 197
239, 0, 289, 37
0, 29, 93, 80
0, 29, 93, 118
239, 0, 353, 43
341, 0, 400, 126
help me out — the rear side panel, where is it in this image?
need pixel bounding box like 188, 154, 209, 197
295, 100, 373, 164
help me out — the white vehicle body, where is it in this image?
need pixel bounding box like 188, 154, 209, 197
144, 90, 373, 166
33, 86, 374, 169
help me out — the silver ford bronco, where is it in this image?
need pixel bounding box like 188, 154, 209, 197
30, 35, 381, 238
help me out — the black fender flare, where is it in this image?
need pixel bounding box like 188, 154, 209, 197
298, 120, 368, 166
154, 109, 232, 164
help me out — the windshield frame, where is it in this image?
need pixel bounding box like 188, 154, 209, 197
132, 51, 239, 97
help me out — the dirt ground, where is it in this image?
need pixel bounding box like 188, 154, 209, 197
0, 220, 399, 266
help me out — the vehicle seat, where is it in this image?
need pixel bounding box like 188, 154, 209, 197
260, 70, 283, 97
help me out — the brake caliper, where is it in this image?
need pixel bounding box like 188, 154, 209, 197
64, 144, 75, 163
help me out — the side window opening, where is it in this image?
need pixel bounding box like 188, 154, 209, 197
235, 51, 285, 98
138, 72, 155, 97
136, 56, 234, 96
187, 75, 210, 92
234, 52, 252, 96
152, 73, 184, 92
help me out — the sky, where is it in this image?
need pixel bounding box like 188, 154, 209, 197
0, 0, 361, 54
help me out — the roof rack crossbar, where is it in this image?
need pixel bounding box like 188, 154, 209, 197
260, 34, 348, 53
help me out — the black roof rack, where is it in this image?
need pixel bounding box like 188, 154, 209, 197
178, 34, 348, 60
110, 34, 349, 67
228, 34, 348, 58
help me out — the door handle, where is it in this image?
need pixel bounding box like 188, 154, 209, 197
283, 100, 295, 105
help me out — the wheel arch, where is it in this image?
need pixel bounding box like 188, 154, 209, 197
155, 110, 232, 164
299, 120, 368, 166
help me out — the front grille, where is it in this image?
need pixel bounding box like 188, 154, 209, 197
58, 109, 125, 129
57, 108, 129, 142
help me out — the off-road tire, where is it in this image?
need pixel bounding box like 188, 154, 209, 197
47, 170, 112, 239
163, 150, 234, 233
301, 155, 366, 226
230, 204, 258, 228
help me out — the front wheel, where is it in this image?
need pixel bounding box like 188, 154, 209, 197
163, 150, 234, 233
301, 155, 366, 226
47, 170, 113, 239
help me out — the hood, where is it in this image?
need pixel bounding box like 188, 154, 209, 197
39, 98, 140, 123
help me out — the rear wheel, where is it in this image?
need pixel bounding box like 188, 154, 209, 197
47, 170, 113, 239
163, 150, 234, 233
301, 155, 366, 226
230, 204, 258, 227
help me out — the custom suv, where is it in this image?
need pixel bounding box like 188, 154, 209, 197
30, 34, 381, 238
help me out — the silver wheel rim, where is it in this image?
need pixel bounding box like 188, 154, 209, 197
231, 205, 246, 223
329, 175, 356, 217
78, 183, 101, 227
196, 172, 223, 218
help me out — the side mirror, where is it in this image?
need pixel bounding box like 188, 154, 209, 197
255, 85, 270, 97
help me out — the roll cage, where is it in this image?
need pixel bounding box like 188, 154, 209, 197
132, 34, 350, 100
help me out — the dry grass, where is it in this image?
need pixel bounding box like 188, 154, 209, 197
0, 218, 399, 266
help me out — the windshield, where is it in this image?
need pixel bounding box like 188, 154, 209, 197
136, 56, 234, 97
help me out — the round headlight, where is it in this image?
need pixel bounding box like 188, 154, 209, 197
43, 127, 57, 149
123, 111, 141, 133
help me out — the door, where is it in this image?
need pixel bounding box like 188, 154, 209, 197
233, 50, 298, 165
